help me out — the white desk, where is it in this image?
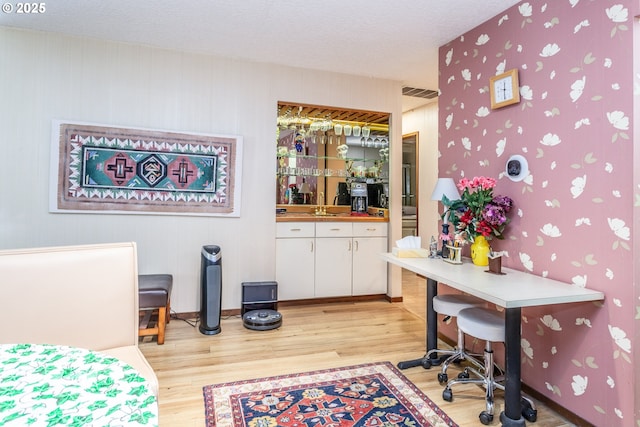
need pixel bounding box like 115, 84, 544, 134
382, 253, 604, 427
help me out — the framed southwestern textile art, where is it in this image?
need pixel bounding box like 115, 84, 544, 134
50, 121, 243, 217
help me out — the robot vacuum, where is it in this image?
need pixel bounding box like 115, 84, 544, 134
242, 309, 283, 331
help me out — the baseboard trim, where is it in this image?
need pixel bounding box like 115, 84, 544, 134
520, 384, 594, 427
278, 294, 392, 308
173, 294, 395, 319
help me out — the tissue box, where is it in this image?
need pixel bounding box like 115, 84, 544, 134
392, 247, 430, 258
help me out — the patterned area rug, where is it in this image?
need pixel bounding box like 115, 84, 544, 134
203, 361, 458, 427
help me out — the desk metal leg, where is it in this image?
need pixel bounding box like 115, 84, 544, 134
397, 277, 443, 370
499, 307, 525, 427
426, 277, 439, 359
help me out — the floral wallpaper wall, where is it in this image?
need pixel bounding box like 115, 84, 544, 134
437, 1, 638, 425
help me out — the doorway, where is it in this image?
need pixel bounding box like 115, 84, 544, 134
402, 132, 418, 237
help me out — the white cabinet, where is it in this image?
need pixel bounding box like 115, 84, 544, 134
352, 223, 388, 295
315, 223, 353, 297
275, 223, 315, 300
276, 221, 388, 300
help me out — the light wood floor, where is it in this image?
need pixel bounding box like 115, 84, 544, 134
139, 270, 577, 426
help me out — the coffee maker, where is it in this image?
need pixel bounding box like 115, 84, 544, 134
350, 182, 368, 215
334, 182, 350, 205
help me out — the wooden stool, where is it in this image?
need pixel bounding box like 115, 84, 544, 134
138, 274, 173, 345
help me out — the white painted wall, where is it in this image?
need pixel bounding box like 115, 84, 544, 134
0, 28, 403, 312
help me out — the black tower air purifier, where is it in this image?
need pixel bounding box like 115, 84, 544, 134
199, 245, 222, 335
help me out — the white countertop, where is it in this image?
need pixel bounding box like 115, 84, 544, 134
381, 253, 604, 308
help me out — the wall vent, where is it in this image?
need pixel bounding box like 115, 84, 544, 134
402, 86, 438, 99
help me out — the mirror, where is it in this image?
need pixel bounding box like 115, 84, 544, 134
276, 103, 390, 207
402, 132, 418, 237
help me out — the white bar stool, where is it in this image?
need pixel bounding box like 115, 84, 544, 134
430, 294, 487, 382
442, 306, 537, 425
398, 294, 486, 372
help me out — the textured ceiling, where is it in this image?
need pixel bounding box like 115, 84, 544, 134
0, 0, 520, 110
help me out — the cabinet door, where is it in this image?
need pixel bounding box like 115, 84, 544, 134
315, 237, 352, 297
276, 238, 315, 300
352, 237, 388, 295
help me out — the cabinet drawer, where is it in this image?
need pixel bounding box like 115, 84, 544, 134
276, 222, 315, 238
353, 222, 388, 237
315, 222, 353, 238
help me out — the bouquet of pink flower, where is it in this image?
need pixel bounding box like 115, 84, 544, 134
442, 176, 513, 243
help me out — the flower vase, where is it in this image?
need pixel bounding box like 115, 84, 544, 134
470, 235, 490, 266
